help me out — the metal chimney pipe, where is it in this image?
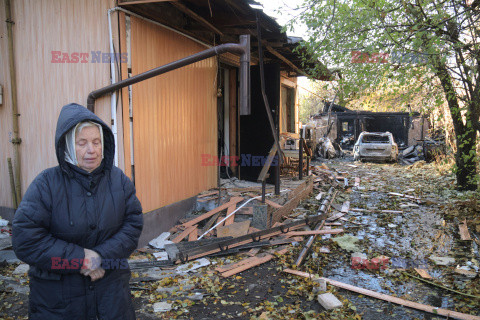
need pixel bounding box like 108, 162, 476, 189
238, 34, 251, 115
87, 36, 251, 112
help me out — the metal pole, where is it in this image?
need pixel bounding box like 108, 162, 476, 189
87, 36, 250, 112
275, 106, 280, 195
306, 148, 310, 177
261, 179, 266, 204
6, 0, 22, 204
295, 187, 335, 266
299, 138, 304, 180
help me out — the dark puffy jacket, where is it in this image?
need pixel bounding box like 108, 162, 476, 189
12, 103, 143, 320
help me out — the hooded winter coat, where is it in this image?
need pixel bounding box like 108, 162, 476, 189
12, 103, 143, 320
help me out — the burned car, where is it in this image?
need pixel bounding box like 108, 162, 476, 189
353, 131, 398, 162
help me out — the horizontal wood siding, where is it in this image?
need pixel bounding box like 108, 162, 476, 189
130, 17, 217, 212
0, 0, 121, 208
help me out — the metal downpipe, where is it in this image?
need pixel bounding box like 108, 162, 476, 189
87, 36, 250, 112
5, 0, 22, 207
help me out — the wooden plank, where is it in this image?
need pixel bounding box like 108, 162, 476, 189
266, 45, 306, 76
246, 248, 261, 257
217, 220, 251, 238
414, 268, 433, 279
284, 229, 344, 237
202, 211, 222, 235
271, 179, 314, 223
170, 2, 224, 35
269, 245, 289, 255
177, 214, 326, 262
168, 225, 180, 233
381, 210, 404, 214
238, 207, 253, 215
215, 256, 260, 273
188, 228, 198, 241
221, 254, 274, 277
325, 222, 343, 226
182, 197, 244, 228
257, 144, 278, 182
388, 192, 421, 201
198, 190, 219, 198
171, 225, 197, 243
248, 227, 261, 233
246, 193, 282, 209
285, 269, 480, 320
340, 217, 363, 225
224, 205, 236, 225
229, 187, 275, 193
264, 199, 283, 209
197, 196, 218, 203
459, 219, 472, 241
315, 192, 324, 201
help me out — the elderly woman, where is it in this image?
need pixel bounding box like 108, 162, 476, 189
12, 103, 143, 320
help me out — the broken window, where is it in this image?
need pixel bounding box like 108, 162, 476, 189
361, 134, 390, 143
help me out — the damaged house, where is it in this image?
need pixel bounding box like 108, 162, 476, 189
0, 0, 331, 246
312, 103, 429, 151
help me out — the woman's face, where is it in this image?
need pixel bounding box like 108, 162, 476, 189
75, 126, 102, 172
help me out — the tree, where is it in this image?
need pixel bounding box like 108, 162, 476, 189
298, 81, 337, 123
289, 0, 480, 190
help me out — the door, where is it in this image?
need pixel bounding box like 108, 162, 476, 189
239, 64, 280, 183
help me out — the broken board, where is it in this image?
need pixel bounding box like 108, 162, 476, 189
217, 220, 251, 238
459, 219, 472, 241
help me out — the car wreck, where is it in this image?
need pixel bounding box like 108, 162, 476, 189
353, 131, 398, 162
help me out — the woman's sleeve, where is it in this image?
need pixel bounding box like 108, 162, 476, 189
92, 172, 143, 259
12, 172, 85, 273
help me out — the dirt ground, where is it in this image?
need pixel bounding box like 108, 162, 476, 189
1, 157, 480, 320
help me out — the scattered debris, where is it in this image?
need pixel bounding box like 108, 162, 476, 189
313, 278, 327, 293
219, 253, 274, 278
217, 220, 251, 238
317, 292, 343, 310
0, 218, 8, 227
13, 264, 29, 275
414, 268, 432, 279
0, 250, 20, 264
153, 301, 173, 313
429, 256, 455, 266
454, 266, 477, 278
316, 137, 342, 159
332, 235, 360, 252
149, 232, 173, 249
176, 258, 211, 274
459, 219, 472, 241
351, 253, 389, 270
285, 269, 480, 320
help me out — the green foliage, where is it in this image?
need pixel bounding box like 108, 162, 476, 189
289, 0, 480, 189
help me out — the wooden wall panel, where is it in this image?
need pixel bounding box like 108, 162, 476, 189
0, 0, 118, 208
131, 17, 217, 212
0, 0, 15, 208
280, 75, 298, 134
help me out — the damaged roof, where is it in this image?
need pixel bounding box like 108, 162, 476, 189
118, 0, 333, 80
